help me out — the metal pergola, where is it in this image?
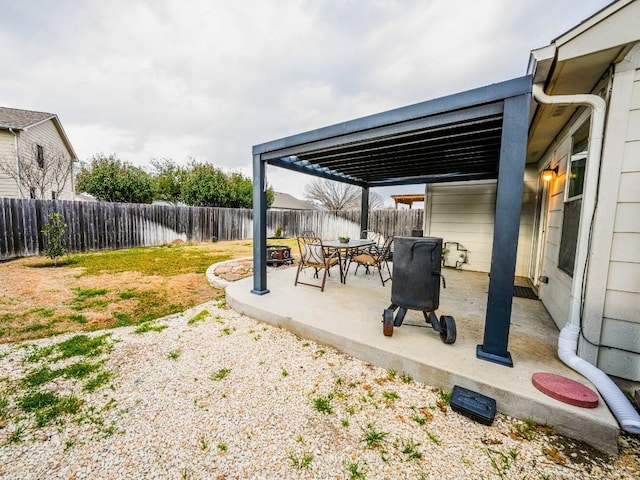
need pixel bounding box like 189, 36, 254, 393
252, 76, 532, 367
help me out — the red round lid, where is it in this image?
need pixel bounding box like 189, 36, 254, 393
532, 372, 599, 408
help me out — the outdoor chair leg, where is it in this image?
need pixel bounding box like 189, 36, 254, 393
294, 262, 303, 286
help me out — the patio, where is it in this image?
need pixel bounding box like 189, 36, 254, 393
226, 264, 620, 454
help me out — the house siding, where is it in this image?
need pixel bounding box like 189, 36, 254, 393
0, 130, 18, 198
21, 120, 75, 200
0, 119, 75, 200
425, 172, 535, 277
597, 65, 640, 380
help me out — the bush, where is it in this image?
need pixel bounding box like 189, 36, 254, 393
41, 213, 67, 266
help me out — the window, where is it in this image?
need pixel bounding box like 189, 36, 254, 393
558, 119, 590, 276
36, 145, 44, 169
51, 191, 57, 200
566, 121, 589, 200
30, 188, 36, 199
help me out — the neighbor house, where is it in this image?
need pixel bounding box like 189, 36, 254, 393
270, 191, 318, 210
0, 106, 78, 200
422, 0, 640, 381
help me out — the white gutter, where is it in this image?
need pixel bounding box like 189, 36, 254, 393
532, 83, 640, 435
8, 128, 22, 199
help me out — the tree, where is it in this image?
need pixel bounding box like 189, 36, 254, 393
368, 192, 386, 210
41, 212, 67, 266
181, 163, 230, 207
0, 140, 74, 199
304, 179, 385, 211
149, 158, 187, 204
181, 162, 273, 208
75, 154, 154, 203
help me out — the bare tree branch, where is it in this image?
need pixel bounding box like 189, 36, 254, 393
303, 179, 386, 211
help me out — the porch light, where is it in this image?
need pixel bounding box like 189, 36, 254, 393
541, 166, 558, 182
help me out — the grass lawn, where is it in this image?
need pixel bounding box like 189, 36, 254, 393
0, 239, 297, 344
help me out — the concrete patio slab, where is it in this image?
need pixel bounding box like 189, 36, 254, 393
226, 265, 620, 454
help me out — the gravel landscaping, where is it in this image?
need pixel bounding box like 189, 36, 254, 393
0, 299, 638, 479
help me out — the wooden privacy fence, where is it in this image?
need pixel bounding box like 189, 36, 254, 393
0, 198, 424, 260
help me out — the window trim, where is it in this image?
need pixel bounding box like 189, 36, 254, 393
564, 118, 590, 202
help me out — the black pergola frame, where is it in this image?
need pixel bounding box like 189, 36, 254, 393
252, 76, 532, 367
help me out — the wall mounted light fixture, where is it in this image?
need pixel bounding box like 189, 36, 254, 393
541, 165, 558, 182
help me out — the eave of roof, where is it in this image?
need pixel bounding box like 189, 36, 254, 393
527, 0, 640, 164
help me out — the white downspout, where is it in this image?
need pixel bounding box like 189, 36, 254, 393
532, 83, 640, 435
8, 128, 22, 198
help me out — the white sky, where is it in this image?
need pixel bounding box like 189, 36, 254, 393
0, 0, 613, 205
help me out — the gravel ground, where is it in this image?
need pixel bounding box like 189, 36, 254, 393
0, 300, 638, 480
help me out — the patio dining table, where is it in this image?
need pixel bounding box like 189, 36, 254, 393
323, 239, 375, 283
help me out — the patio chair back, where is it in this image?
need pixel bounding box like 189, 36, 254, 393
294, 236, 342, 292
348, 236, 394, 286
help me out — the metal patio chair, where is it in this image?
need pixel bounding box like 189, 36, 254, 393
347, 236, 394, 286
294, 235, 343, 292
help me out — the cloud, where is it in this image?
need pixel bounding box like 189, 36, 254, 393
0, 0, 612, 201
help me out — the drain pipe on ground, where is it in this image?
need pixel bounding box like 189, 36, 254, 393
532, 83, 640, 435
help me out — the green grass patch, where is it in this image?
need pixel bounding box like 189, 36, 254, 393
54, 334, 111, 360
289, 451, 314, 470
71, 287, 109, 302
62, 361, 102, 379
20, 321, 55, 333
437, 388, 452, 405
83, 371, 113, 393
0, 393, 10, 421
28, 307, 56, 318
382, 390, 400, 401
64, 245, 230, 277
210, 368, 231, 381
111, 311, 134, 328
21, 366, 59, 388
67, 314, 88, 324
134, 322, 168, 334
188, 309, 210, 325
118, 290, 138, 300
0, 313, 17, 323
312, 394, 334, 415
19, 392, 83, 427
361, 424, 388, 449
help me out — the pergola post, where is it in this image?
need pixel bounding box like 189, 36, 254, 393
477, 93, 530, 366
251, 153, 269, 295
360, 186, 369, 238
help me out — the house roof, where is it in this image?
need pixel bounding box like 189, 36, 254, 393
0, 106, 79, 160
254, 76, 532, 188
527, 0, 640, 163
0, 106, 55, 129
270, 192, 316, 210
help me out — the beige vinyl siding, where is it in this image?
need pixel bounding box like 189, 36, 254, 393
427, 172, 535, 277
21, 121, 75, 200
0, 120, 76, 200
0, 130, 19, 197
598, 71, 640, 379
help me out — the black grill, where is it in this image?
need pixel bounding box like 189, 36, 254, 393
391, 236, 442, 311
383, 236, 457, 344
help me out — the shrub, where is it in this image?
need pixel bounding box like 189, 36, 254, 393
41, 212, 67, 266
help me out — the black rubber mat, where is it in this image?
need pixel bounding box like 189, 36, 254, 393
513, 286, 538, 299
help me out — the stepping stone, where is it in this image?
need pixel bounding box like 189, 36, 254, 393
532, 372, 599, 408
